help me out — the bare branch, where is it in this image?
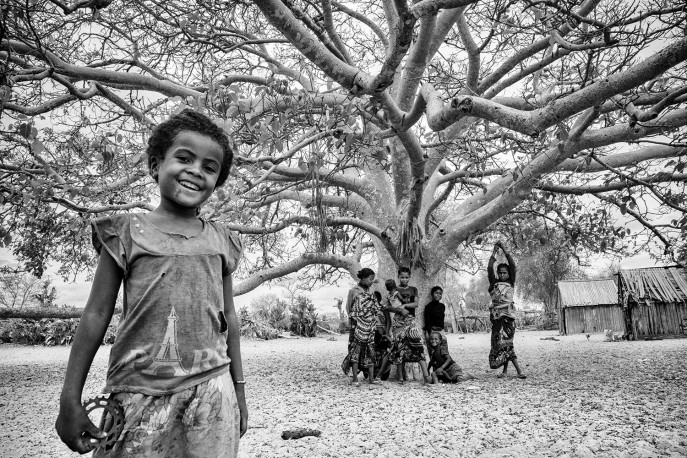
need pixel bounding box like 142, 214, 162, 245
234, 252, 356, 295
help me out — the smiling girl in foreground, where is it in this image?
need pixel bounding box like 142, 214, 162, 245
55, 110, 247, 456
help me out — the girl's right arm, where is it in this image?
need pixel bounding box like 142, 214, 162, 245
488, 245, 498, 286
55, 250, 123, 454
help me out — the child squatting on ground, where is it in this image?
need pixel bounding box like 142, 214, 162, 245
55, 110, 248, 457
427, 331, 476, 384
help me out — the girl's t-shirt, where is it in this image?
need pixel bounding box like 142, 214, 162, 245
490, 281, 515, 319
92, 213, 242, 396
428, 345, 452, 370
423, 300, 446, 331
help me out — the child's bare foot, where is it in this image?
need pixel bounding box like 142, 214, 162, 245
350, 379, 360, 386
497, 372, 506, 379
517, 373, 527, 379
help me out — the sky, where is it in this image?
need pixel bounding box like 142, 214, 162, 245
0, 245, 670, 314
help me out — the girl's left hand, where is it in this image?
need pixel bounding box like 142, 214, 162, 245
234, 385, 248, 437
239, 400, 248, 437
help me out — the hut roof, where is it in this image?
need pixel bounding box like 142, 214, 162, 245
619, 266, 687, 305
557, 278, 618, 308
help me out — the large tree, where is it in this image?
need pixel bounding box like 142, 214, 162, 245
2, 0, 686, 323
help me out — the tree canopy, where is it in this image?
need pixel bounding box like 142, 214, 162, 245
1, 0, 686, 303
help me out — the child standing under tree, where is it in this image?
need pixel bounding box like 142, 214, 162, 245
55, 110, 247, 456
423, 286, 447, 350
487, 241, 526, 379
376, 273, 431, 384
345, 268, 381, 386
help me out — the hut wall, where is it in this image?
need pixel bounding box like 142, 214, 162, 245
630, 302, 687, 336
563, 305, 626, 334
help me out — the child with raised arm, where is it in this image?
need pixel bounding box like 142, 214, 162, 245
427, 331, 475, 384
487, 241, 526, 379
55, 110, 247, 456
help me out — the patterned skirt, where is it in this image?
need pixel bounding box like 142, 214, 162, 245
94, 372, 239, 457
347, 339, 377, 367
387, 317, 425, 364
489, 315, 517, 369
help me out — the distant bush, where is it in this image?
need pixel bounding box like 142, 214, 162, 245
0, 315, 120, 346
249, 295, 290, 331
238, 307, 281, 340
0, 307, 123, 320
290, 296, 317, 337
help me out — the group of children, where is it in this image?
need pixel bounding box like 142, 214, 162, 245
344, 267, 475, 387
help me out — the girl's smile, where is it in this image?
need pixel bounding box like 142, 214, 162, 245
151, 131, 224, 212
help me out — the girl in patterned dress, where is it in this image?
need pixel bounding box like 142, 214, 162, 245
344, 268, 381, 386
488, 242, 526, 379
376, 277, 431, 384
55, 110, 247, 457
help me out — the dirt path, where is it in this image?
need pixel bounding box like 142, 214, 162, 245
1, 330, 686, 457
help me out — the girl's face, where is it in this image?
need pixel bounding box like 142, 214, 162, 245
151, 131, 223, 211
432, 289, 443, 301
360, 274, 375, 287
497, 267, 510, 281
398, 271, 411, 287
429, 334, 441, 347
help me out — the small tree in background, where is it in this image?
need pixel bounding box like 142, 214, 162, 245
0, 267, 56, 309
249, 293, 290, 330
290, 295, 318, 337
34, 280, 58, 308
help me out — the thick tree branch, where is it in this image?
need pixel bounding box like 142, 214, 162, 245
558, 145, 686, 173
424, 37, 687, 136
456, 10, 479, 92
2, 40, 202, 98
234, 252, 356, 295
537, 173, 687, 195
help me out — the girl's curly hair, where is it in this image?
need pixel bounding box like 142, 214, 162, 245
146, 109, 235, 187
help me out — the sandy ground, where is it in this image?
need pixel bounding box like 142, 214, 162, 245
1, 330, 686, 458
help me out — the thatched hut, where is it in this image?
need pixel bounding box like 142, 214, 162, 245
619, 266, 687, 338
557, 278, 623, 335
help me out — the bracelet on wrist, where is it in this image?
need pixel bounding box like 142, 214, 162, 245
233, 380, 246, 385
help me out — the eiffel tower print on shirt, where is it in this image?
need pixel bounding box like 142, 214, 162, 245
143, 306, 188, 377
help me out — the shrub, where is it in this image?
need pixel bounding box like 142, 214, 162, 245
238, 306, 280, 340
290, 296, 317, 337
250, 295, 290, 330
0, 315, 120, 345
0, 306, 123, 320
